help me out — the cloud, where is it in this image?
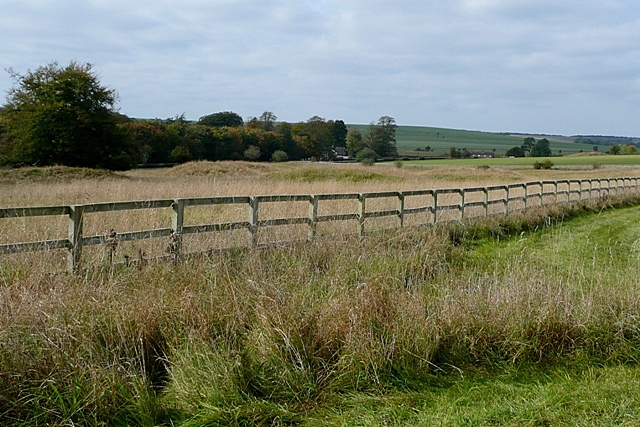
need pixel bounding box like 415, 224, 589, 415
1, 0, 639, 135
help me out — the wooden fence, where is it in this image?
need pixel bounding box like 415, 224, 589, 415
1, 177, 638, 272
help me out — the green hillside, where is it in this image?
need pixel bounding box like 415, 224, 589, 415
347, 124, 606, 156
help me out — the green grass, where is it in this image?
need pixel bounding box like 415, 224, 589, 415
398, 154, 640, 167
348, 124, 602, 156
308, 365, 640, 426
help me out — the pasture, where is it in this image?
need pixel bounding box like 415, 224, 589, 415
349, 124, 602, 156
2, 161, 640, 426
400, 153, 640, 167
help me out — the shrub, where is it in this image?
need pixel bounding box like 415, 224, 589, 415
356, 148, 378, 166
271, 150, 289, 162
533, 159, 554, 170
244, 145, 261, 161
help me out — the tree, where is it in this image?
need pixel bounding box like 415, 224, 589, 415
609, 144, 621, 155
530, 138, 551, 157
1, 61, 138, 169
198, 111, 243, 128
331, 120, 348, 147
366, 116, 398, 157
505, 146, 525, 157
258, 111, 277, 131
345, 128, 366, 157
521, 137, 536, 156
621, 144, 637, 155
449, 147, 463, 159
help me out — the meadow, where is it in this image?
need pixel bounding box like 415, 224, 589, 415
349, 124, 600, 156
401, 153, 640, 167
2, 161, 640, 426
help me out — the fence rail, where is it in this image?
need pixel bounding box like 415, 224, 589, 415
1, 177, 638, 272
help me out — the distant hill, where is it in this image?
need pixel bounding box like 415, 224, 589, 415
347, 124, 613, 156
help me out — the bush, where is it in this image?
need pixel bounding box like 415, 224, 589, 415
533, 159, 554, 170
356, 148, 378, 166
244, 145, 261, 161
271, 150, 289, 162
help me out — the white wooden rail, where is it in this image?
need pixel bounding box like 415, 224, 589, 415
1, 177, 637, 272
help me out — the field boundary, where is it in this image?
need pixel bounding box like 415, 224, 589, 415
1, 177, 638, 272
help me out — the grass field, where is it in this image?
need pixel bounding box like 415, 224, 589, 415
2, 163, 640, 426
349, 124, 603, 156
399, 153, 640, 167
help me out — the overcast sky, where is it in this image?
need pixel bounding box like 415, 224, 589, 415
2, 0, 639, 136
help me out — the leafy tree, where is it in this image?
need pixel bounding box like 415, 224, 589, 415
198, 111, 243, 128
505, 146, 525, 157
449, 146, 463, 159
345, 128, 366, 157
121, 120, 172, 164
1, 61, 138, 169
621, 144, 637, 154
296, 116, 334, 158
331, 119, 348, 147
609, 144, 621, 155
366, 116, 398, 157
521, 137, 536, 155
276, 122, 303, 160
530, 138, 551, 157
258, 111, 277, 131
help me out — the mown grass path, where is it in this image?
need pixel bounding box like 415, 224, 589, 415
467, 204, 640, 283
307, 206, 640, 426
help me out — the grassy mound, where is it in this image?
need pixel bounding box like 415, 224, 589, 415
166, 160, 271, 177
0, 166, 121, 183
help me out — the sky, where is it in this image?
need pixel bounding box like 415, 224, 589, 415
1, 0, 639, 137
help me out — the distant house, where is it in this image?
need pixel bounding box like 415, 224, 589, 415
331, 146, 352, 161
471, 150, 495, 158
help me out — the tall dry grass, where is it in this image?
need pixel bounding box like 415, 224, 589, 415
2, 194, 640, 425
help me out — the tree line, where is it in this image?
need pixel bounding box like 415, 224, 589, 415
504, 137, 552, 158
0, 61, 397, 170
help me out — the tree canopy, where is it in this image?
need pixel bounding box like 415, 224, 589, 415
198, 111, 243, 128
0, 61, 138, 170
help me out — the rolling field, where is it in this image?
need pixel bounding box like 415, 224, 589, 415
349, 124, 603, 156
399, 153, 640, 167
2, 162, 640, 426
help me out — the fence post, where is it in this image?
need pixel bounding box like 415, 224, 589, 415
505, 186, 510, 214
358, 194, 366, 236
309, 195, 318, 241
524, 183, 528, 210
397, 192, 405, 228
68, 205, 84, 273
432, 191, 438, 224
539, 181, 544, 206
248, 197, 259, 247
170, 199, 184, 261
460, 189, 466, 220
483, 187, 489, 217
